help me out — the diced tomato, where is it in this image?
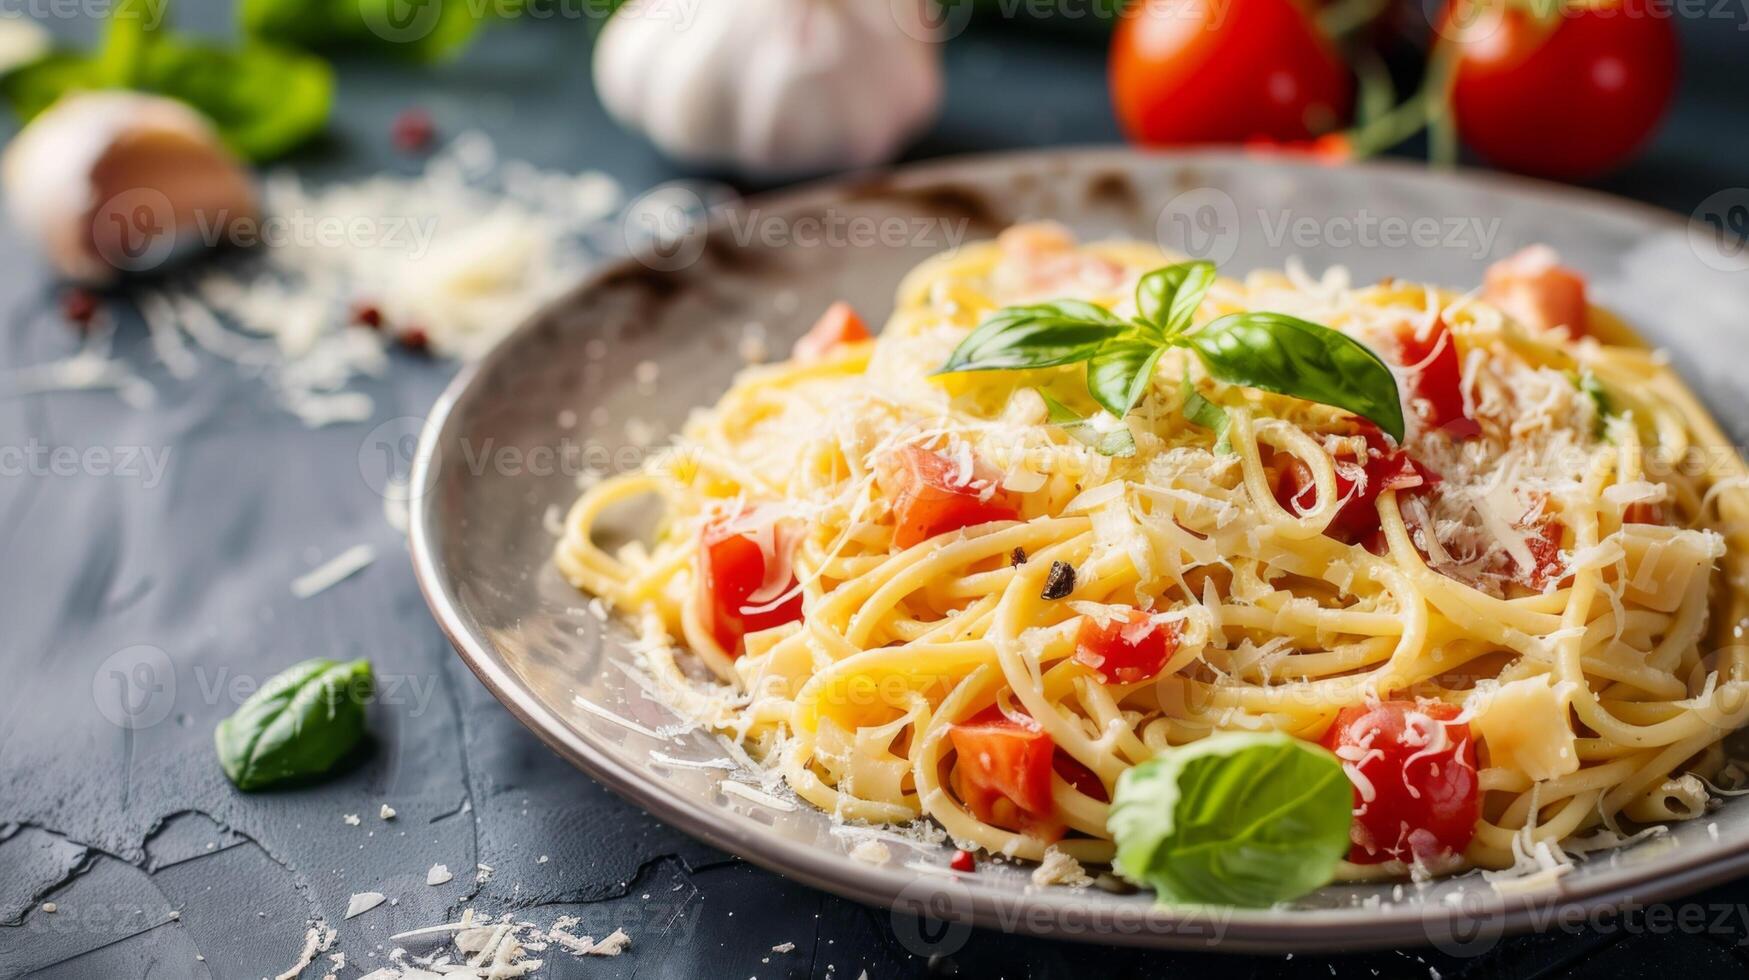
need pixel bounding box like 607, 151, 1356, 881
875, 446, 1021, 549
791, 301, 870, 362
1395, 320, 1479, 440
1517, 515, 1567, 590
949, 849, 976, 872
949, 707, 1061, 839
1074, 608, 1182, 685
697, 515, 804, 656
1320, 700, 1480, 866
1483, 246, 1589, 337
1273, 425, 1436, 545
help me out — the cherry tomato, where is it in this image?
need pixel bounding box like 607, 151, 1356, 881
875, 446, 1020, 549
1396, 319, 1479, 440
1111, 0, 1352, 146
1321, 700, 1480, 866
1274, 425, 1435, 544
1074, 608, 1182, 685
697, 517, 803, 655
1483, 246, 1590, 337
791, 301, 870, 362
1445, 0, 1678, 178
949, 707, 1061, 838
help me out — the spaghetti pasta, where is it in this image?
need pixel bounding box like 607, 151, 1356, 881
556, 224, 1749, 882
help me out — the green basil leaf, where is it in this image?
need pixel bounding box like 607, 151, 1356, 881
1136, 261, 1215, 337
1109, 731, 1352, 907
1186, 312, 1406, 443
0, 53, 104, 122
1038, 389, 1136, 458
937, 301, 1126, 374
215, 658, 373, 791
1574, 369, 1614, 439
1087, 335, 1166, 418
136, 39, 333, 162
1179, 375, 1232, 455
243, 0, 501, 65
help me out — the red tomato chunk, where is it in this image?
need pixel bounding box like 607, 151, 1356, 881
949, 708, 1062, 840
1396, 320, 1479, 440
791, 301, 871, 361
697, 517, 803, 656
1274, 425, 1436, 545
1321, 700, 1480, 866
876, 446, 1020, 549
1483, 246, 1589, 337
1074, 608, 1181, 685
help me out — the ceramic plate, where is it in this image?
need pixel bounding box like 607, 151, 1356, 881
409, 149, 1749, 952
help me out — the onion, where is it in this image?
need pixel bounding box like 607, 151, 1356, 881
3, 92, 257, 283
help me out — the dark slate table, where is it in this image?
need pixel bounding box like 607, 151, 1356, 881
3, 9, 1748, 980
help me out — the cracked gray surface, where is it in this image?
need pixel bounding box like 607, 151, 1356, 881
3, 8, 1749, 980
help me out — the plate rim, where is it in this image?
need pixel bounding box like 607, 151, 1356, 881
408, 147, 1749, 953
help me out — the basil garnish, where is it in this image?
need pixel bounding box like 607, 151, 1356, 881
1186, 312, 1405, 443
215, 658, 373, 791
1109, 732, 1353, 907
938, 261, 1406, 444
1039, 389, 1137, 458
936, 300, 1127, 373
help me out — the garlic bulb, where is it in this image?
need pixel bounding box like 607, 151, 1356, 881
3, 91, 258, 283
594, 0, 944, 179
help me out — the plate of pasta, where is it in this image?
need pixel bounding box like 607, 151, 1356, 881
410, 149, 1749, 950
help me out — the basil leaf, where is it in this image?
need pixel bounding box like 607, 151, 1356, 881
1087, 335, 1166, 418
242, 0, 502, 65
1109, 732, 1352, 907
937, 301, 1126, 374
1136, 261, 1215, 337
1039, 389, 1136, 458
0, 54, 105, 121
1179, 375, 1232, 455
215, 658, 373, 791
1186, 313, 1406, 443
1575, 370, 1614, 439
137, 39, 333, 162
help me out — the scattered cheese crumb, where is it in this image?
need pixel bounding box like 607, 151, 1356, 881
848, 839, 891, 866
379, 804, 396, 820
426, 864, 453, 886
345, 892, 387, 919
293, 545, 376, 599
41, 902, 56, 913
342, 813, 362, 827
1030, 847, 1094, 888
